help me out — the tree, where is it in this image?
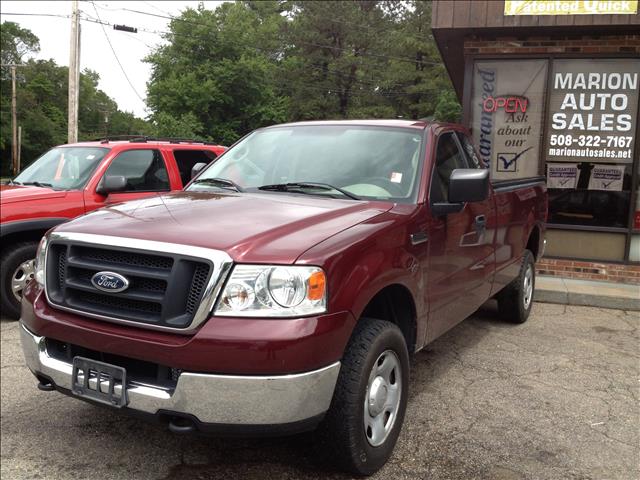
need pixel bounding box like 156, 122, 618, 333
145, 2, 288, 145
0, 21, 39, 67
0, 22, 151, 176
433, 90, 462, 123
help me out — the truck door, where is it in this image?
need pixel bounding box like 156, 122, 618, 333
425, 130, 497, 343
84, 148, 174, 212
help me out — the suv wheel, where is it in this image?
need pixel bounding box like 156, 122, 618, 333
497, 249, 535, 324
1, 242, 38, 319
318, 318, 409, 476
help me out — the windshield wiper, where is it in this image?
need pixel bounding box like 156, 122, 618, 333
21, 181, 54, 188
258, 182, 360, 200
191, 177, 244, 192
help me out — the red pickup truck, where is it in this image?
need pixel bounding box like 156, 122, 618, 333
19, 120, 547, 475
0, 138, 226, 318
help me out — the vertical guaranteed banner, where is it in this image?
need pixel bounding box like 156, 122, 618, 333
546, 59, 640, 165
504, 0, 638, 15
471, 60, 547, 181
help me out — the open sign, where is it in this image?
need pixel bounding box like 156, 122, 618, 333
483, 95, 528, 113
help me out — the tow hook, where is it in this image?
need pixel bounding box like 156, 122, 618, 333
168, 416, 196, 434
37, 381, 55, 392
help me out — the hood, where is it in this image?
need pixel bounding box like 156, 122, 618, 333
56, 191, 393, 263
0, 184, 67, 204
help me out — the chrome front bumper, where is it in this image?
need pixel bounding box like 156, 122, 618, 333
20, 323, 340, 426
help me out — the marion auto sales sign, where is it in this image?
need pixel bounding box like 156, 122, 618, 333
546, 59, 640, 165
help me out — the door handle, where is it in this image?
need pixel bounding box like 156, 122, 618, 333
474, 215, 487, 237
410, 232, 428, 246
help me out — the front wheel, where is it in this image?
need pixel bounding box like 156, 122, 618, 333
0, 241, 38, 319
317, 318, 409, 476
497, 249, 535, 324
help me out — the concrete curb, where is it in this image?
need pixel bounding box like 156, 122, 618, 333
535, 275, 640, 311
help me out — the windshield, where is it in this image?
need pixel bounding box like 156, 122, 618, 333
14, 147, 109, 190
187, 125, 425, 202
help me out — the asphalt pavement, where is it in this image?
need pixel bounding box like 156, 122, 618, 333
1, 302, 638, 480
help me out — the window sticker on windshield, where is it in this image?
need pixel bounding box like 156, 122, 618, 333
390, 172, 403, 183
86, 155, 95, 160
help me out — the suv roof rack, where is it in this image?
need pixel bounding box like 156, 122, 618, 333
85, 135, 218, 145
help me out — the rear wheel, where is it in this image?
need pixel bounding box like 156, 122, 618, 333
497, 249, 535, 324
317, 318, 409, 476
1, 242, 38, 319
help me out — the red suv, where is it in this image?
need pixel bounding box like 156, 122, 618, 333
0, 137, 226, 318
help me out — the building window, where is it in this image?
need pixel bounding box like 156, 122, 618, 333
470, 59, 548, 181
545, 59, 640, 230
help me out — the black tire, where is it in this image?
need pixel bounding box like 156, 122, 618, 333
317, 318, 409, 476
0, 241, 38, 319
497, 249, 535, 324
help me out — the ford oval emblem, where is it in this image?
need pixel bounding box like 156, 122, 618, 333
91, 271, 130, 293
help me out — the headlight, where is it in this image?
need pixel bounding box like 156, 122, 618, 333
34, 235, 48, 286
215, 265, 327, 317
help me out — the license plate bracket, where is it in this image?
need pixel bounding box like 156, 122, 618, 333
71, 356, 128, 408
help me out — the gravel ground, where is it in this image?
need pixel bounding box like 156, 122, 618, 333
1, 302, 638, 480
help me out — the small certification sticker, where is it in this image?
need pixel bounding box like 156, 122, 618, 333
86, 155, 95, 160
390, 172, 403, 183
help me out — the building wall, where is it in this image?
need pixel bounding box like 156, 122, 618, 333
433, 1, 640, 30
463, 34, 640, 56
461, 35, 640, 280
537, 258, 640, 284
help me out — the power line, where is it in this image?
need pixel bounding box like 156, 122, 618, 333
80, 12, 444, 96
90, 2, 145, 102
1, 12, 70, 19
91, 2, 441, 67
3, 7, 443, 98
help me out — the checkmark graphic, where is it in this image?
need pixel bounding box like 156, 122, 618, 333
601, 180, 614, 189
558, 178, 571, 186
496, 147, 532, 172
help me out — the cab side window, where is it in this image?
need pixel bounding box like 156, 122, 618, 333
103, 150, 170, 192
430, 132, 469, 203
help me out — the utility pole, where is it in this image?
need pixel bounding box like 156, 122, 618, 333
68, 0, 80, 144
11, 65, 17, 174
17, 126, 22, 173
2, 64, 25, 175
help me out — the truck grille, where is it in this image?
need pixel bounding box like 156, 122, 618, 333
44, 233, 232, 332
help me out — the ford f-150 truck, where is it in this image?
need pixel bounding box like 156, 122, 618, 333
19, 120, 547, 475
1, 137, 226, 318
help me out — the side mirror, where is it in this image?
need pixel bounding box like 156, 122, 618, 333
96, 175, 127, 196
191, 162, 207, 179
430, 169, 490, 216
448, 168, 490, 203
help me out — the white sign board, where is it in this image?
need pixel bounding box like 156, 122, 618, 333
547, 163, 578, 189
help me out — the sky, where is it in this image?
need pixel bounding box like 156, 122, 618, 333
1, 1, 226, 118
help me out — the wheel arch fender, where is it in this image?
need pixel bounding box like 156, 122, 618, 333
0, 218, 69, 250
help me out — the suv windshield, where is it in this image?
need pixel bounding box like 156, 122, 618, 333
13, 147, 108, 190
187, 125, 424, 202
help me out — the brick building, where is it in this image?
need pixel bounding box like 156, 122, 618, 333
432, 0, 640, 284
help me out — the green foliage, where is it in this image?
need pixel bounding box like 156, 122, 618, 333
145, 1, 458, 142
0, 21, 151, 176
433, 90, 462, 123
145, 2, 289, 145
2, 2, 460, 176
1, 21, 39, 67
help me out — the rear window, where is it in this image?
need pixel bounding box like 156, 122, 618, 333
173, 149, 218, 186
